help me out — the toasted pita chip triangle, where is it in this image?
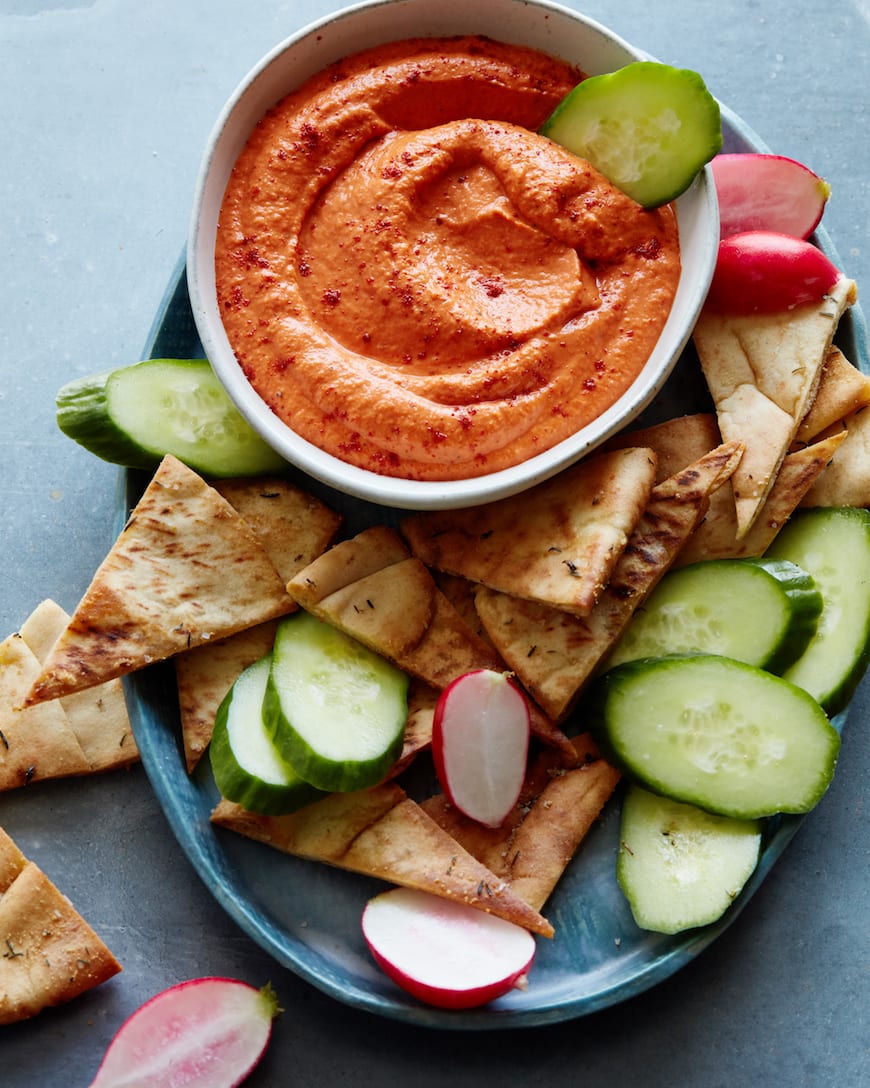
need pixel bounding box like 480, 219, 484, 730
24, 455, 295, 706
213, 476, 341, 584
796, 346, 870, 444
0, 633, 92, 789
800, 408, 870, 507
475, 442, 743, 721
400, 447, 657, 616
679, 429, 847, 563
211, 784, 553, 937
422, 735, 620, 912
694, 276, 857, 537
18, 599, 138, 773
0, 828, 121, 1024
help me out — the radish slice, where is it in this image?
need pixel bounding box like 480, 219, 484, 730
712, 153, 831, 240
89, 977, 279, 1087
362, 887, 536, 1009
432, 669, 530, 828
704, 230, 840, 315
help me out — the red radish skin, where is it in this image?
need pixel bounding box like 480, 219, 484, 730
362, 887, 536, 1010
89, 977, 279, 1088
712, 153, 831, 240
704, 231, 841, 315
432, 669, 531, 828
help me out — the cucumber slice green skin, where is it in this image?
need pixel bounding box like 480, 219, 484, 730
588, 653, 840, 819
265, 611, 409, 794
766, 507, 870, 716
56, 358, 288, 477
605, 557, 822, 676
209, 654, 324, 816
617, 784, 762, 934
540, 61, 722, 208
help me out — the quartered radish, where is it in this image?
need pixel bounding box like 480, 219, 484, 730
209, 653, 324, 815
540, 61, 721, 207
617, 784, 762, 934
265, 610, 409, 793
704, 230, 840, 314
432, 669, 530, 828
605, 556, 822, 675
361, 887, 536, 1010
589, 653, 840, 819
56, 358, 288, 477
712, 153, 830, 240
89, 977, 279, 1088
766, 506, 870, 715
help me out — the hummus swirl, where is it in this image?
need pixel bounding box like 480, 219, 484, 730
215, 37, 681, 481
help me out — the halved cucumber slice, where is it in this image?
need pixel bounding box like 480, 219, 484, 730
56, 357, 287, 476
766, 506, 870, 715
605, 557, 822, 675
617, 784, 762, 934
209, 653, 323, 815
265, 611, 409, 793
540, 61, 722, 207
589, 653, 839, 819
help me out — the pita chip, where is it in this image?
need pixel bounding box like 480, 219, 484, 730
211, 784, 554, 937
0, 632, 92, 789
24, 455, 295, 706
796, 346, 870, 444
475, 442, 743, 721
213, 476, 341, 584
401, 447, 657, 616
18, 599, 138, 773
801, 407, 870, 507
694, 276, 857, 537
0, 827, 121, 1024
422, 735, 620, 912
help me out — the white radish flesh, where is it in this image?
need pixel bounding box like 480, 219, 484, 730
432, 669, 530, 828
89, 977, 279, 1087
712, 153, 830, 240
362, 887, 536, 1009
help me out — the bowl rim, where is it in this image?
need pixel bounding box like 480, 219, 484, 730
187, 0, 719, 510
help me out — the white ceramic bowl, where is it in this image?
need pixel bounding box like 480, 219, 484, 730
188, 0, 718, 510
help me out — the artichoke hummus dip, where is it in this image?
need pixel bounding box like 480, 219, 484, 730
215, 36, 681, 481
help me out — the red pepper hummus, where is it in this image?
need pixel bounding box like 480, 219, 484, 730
215, 36, 681, 481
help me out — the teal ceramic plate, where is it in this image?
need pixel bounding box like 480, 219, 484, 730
120, 104, 868, 1029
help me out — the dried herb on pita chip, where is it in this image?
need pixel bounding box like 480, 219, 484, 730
0, 827, 121, 1024
800, 407, 870, 508
475, 442, 742, 721
795, 346, 870, 444
211, 784, 553, 937
400, 447, 657, 616
24, 455, 295, 707
694, 276, 857, 537
422, 735, 620, 912
18, 599, 138, 773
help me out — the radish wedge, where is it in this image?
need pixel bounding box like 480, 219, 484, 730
362, 887, 536, 1009
704, 230, 840, 315
712, 153, 831, 240
432, 669, 530, 828
89, 977, 279, 1087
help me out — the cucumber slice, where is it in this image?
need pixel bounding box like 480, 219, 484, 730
617, 784, 762, 934
56, 358, 287, 476
589, 654, 839, 818
540, 61, 722, 207
265, 611, 409, 793
605, 557, 822, 675
766, 507, 870, 715
209, 653, 323, 815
